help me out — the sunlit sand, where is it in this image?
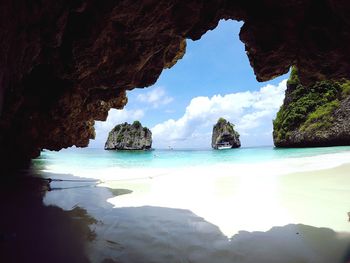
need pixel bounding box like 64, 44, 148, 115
45, 151, 350, 237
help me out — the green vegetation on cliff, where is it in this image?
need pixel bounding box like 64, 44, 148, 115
216, 118, 240, 138
299, 100, 340, 133
286, 66, 299, 86
273, 67, 350, 142
132, 120, 141, 129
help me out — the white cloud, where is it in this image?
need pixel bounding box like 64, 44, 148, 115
89, 108, 144, 148
136, 86, 173, 108
151, 80, 287, 148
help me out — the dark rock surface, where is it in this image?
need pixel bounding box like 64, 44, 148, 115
105, 121, 152, 150
2, 1, 350, 164
212, 118, 240, 149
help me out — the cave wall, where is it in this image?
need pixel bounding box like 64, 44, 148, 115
1, 0, 350, 166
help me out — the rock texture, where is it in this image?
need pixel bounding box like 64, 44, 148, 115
273, 68, 350, 147
105, 121, 152, 150
212, 118, 240, 149
2, 1, 350, 165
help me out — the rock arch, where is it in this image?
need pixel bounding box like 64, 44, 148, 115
1, 0, 350, 166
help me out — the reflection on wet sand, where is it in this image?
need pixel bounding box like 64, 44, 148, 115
42, 174, 350, 263
2, 168, 350, 263
0, 171, 96, 263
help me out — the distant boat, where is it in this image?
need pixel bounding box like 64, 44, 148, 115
217, 142, 232, 150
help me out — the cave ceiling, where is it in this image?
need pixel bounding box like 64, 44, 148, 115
1, 0, 350, 164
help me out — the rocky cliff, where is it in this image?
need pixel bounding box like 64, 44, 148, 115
105, 121, 152, 150
3, 1, 350, 166
273, 67, 350, 147
212, 118, 240, 149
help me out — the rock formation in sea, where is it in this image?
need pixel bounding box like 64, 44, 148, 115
212, 118, 240, 149
273, 67, 350, 147
2, 1, 350, 165
105, 121, 152, 150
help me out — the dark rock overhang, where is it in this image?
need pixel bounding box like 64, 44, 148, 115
1, 0, 350, 165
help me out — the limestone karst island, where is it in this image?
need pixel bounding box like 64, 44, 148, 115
105, 121, 152, 150
3, 1, 350, 263
212, 118, 241, 149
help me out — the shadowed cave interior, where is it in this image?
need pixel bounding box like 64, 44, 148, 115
2, 0, 350, 166
2, 1, 350, 263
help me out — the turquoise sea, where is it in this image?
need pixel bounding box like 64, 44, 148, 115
35, 145, 350, 170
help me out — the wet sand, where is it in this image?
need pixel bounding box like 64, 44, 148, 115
38, 161, 350, 262
0, 171, 93, 263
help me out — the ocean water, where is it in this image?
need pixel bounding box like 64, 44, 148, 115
34, 145, 350, 170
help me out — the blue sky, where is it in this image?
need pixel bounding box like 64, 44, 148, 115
90, 20, 288, 149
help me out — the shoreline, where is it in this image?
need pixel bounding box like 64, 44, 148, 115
42, 149, 350, 181
40, 150, 350, 262
39, 149, 350, 238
